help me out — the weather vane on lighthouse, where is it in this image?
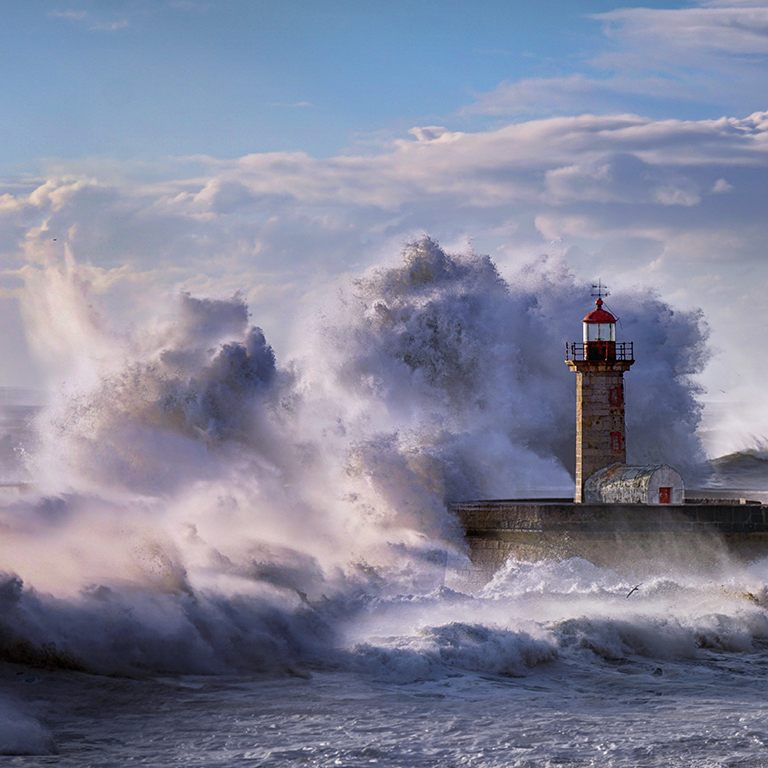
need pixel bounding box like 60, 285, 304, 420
592, 280, 607, 300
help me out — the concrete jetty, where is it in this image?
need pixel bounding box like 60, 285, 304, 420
453, 495, 768, 579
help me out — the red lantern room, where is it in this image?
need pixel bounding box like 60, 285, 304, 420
583, 298, 616, 361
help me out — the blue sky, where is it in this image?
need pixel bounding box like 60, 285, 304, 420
3, 0, 768, 454
2, 0, 702, 165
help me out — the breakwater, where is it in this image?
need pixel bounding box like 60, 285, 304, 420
452, 497, 768, 580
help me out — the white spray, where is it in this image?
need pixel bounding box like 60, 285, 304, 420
0, 236, 714, 675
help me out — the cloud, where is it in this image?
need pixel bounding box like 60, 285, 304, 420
191, 112, 768, 233
712, 177, 734, 192
3, 111, 768, 287
465, 2, 768, 118
463, 74, 698, 117
596, 5, 768, 56
48, 9, 130, 32
543, 153, 704, 207
271, 102, 314, 109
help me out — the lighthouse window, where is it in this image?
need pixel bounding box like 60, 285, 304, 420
584, 323, 616, 342
609, 387, 622, 406
610, 432, 623, 453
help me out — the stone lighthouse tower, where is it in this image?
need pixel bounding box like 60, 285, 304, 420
566, 288, 634, 502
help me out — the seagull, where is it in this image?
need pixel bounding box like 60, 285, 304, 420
626, 584, 641, 598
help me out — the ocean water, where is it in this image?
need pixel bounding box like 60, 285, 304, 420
5, 557, 768, 767
2, 239, 766, 766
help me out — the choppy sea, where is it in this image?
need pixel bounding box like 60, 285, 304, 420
5, 517, 768, 767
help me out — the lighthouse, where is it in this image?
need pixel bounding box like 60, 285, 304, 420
566, 288, 634, 503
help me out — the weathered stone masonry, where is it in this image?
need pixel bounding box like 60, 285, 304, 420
567, 360, 633, 501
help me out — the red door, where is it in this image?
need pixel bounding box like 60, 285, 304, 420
658, 487, 671, 504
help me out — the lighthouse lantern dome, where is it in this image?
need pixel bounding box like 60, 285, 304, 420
582, 298, 616, 343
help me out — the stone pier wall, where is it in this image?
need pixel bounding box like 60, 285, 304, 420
452, 499, 768, 580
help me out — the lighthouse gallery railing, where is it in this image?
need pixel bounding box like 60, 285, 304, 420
565, 342, 634, 362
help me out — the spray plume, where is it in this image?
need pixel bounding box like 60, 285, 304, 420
0, 236, 710, 675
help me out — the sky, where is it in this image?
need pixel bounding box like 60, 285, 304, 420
2, 0, 768, 456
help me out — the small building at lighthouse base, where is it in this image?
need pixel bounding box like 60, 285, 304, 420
584, 464, 685, 505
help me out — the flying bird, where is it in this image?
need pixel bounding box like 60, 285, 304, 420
626, 584, 641, 598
